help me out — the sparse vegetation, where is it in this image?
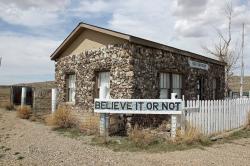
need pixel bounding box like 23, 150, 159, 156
224, 127, 250, 141
29, 115, 37, 122
246, 111, 250, 129
4, 103, 14, 111
128, 125, 161, 148
45, 106, 77, 128
76, 117, 99, 135
17, 105, 32, 119
91, 123, 211, 152
53, 127, 84, 139
175, 126, 211, 146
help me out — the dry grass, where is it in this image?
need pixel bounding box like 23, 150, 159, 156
46, 107, 99, 135
75, 114, 99, 135
246, 111, 250, 129
77, 122, 98, 135
3, 103, 14, 111
45, 106, 77, 128
29, 115, 37, 122
175, 125, 210, 145
17, 106, 32, 119
128, 125, 160, 147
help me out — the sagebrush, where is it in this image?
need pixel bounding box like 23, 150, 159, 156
45, 106, 77, 128
17, 106, 32, 119
128, 125, 160, 147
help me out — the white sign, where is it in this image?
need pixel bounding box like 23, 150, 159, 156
94, 99, 182, 114
189, 59, 209, 70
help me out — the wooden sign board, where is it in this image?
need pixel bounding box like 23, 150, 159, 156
94, 99, 182, 114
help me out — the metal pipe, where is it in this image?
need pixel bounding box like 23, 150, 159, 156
21, 87, 27, 107
52, 88, 57, 113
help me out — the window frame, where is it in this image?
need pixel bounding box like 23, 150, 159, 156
94, 71, 110, 99
66, 73, 76, 103
160, 72, 183, 99
196, 77, 206, 100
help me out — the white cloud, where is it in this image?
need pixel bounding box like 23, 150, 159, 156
77, 0, 113, 13
0, 32, 60, 84
0, 0, 70, 27
1, 0, 250, 85
173, 0, 209, 17
172, 0, 250, 38
107, 0, 175, 44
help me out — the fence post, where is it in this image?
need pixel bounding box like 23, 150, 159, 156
180, 95, 185, 135
171, 93, 178, 139
21, 87, 27, 107
99, 85, 109, 138
51, 88, 57, 113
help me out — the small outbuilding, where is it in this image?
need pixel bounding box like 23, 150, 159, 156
50, 22, 226, 132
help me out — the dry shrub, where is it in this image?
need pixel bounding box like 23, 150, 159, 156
77, 122, 98, 135
175, 124, 209, 145
2, 103, 14, 111
156, 120, 171, 132
29, 115, 36, 122
246, 111, 250, 129
45, 114, 54, 126
45, 106, 76, 128
77, 116, 99, 135
17, 105, 32, 119
128, 125, 159, 147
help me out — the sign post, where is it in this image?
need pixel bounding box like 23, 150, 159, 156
99, 85, 109, 137
171, 93, 178, 138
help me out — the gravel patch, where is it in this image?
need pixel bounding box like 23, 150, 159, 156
0, 109, 250, 166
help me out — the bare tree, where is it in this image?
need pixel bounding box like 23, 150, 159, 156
203, 2, 239, 97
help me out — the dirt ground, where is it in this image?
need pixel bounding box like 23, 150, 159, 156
0, 109, 250, 166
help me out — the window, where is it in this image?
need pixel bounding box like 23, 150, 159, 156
66, 74, 76, 102
160, 73, 182, 99
197, 77, 205, 100
172, 74, 182, 98
95, 72, 110, 99
160, 73, 170, 99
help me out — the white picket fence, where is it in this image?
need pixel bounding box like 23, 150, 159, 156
185, 98, 250, 135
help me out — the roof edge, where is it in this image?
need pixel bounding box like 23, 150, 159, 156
129, 36, 226, 66
50, 22, 226, 66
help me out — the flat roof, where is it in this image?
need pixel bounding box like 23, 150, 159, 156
50, 22, 226, 66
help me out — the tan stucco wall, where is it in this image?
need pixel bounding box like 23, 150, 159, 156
61, 29, 126, 57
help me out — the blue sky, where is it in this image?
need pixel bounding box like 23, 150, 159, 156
0, 0, 250, 85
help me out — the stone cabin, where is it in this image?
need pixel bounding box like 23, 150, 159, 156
50, 22, 225, 131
